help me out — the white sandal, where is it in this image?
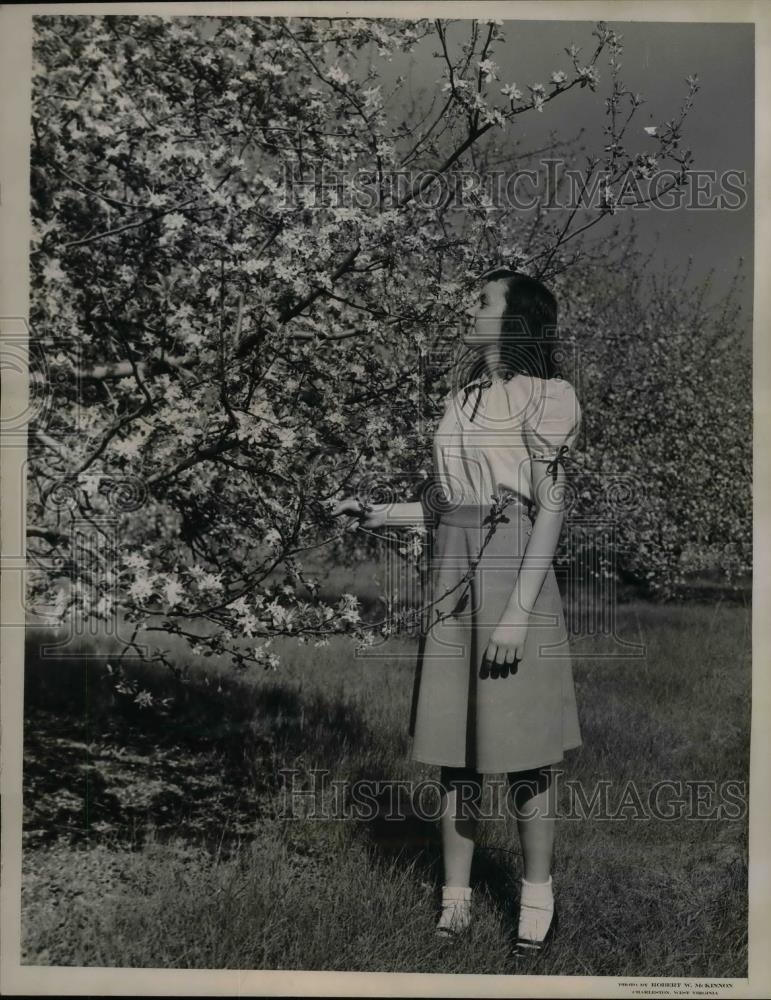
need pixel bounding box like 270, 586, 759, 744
513, 876, 558, 957
436, 885, 472, 938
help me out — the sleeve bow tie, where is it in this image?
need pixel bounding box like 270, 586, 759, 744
461, 377, 494, 423
545, 444, 571, 481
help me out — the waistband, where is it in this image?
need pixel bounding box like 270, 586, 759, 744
438, 501, 532, 527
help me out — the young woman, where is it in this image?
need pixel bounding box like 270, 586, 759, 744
332, 269, 582, 956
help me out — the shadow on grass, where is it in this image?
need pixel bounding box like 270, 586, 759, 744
354, 777, 442, 881
24, 628, 374, 854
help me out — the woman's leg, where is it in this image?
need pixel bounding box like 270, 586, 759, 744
508, 766, 557, 945
507, 765, 556, 881
439, 765, 483, 885
435, 765, 482, 935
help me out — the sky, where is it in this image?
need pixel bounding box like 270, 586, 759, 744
383, 17, 754, 338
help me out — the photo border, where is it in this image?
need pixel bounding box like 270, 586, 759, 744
1, 2, 768, 996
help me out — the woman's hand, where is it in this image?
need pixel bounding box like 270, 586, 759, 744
484, 620, 529, 670
329, 496, 388, 530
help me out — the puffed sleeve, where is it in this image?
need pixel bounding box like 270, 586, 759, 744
524, 378, 582, 478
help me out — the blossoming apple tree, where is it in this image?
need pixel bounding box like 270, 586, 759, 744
27, 14, 706, 671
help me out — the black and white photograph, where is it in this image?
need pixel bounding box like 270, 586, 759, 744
0, 1, 768, 996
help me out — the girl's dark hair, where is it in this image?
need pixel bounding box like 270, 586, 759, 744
466, 268, 563, 382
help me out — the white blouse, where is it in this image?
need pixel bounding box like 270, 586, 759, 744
432, 373, 582, 507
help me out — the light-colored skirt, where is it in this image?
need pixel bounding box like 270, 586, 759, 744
408, 502, 582, 773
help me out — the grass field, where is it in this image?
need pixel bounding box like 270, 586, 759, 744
20, 592, 750, 976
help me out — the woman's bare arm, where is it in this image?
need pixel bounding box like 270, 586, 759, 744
499, 459, 566, 624
330, 498, 434, 529
383, 502, 434, 529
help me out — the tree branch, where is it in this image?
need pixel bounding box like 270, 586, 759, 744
60, 198, 200, 250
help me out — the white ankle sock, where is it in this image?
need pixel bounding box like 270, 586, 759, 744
437, 885, 472, 934
518, 876, 554, 942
